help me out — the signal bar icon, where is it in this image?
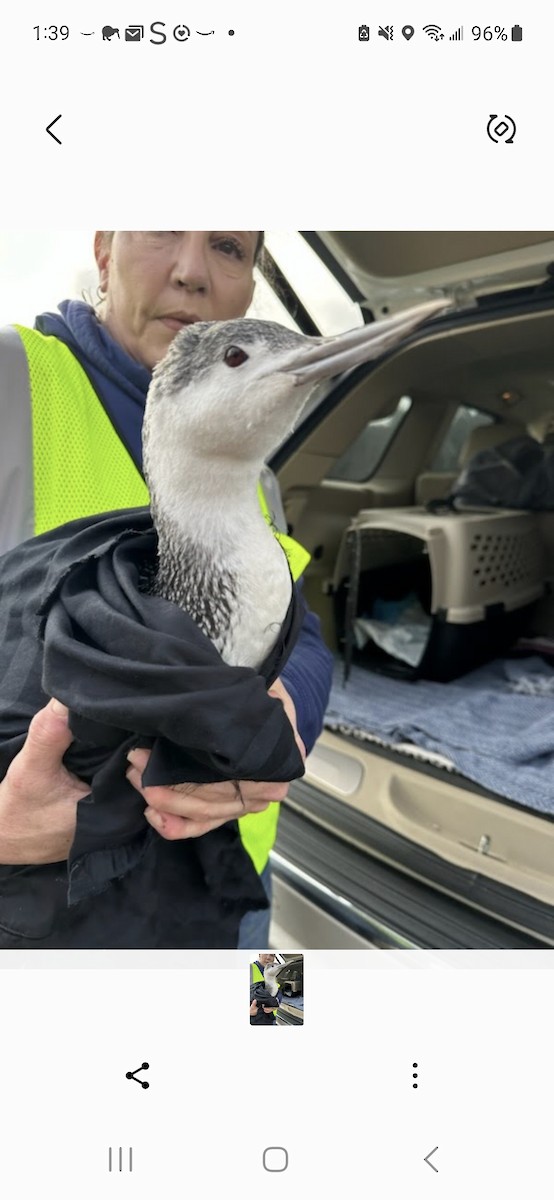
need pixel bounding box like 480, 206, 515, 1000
449, 26, 463, 40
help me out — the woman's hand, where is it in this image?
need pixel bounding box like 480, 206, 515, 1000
126, 754, 287, 839
0, 699, 90, 864
267, 676, 306, 760
126, 677, 306, 841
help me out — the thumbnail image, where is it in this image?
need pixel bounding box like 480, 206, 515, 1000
250, 952, 304, 1026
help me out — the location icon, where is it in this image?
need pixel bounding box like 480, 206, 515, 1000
402, 25, 415, 39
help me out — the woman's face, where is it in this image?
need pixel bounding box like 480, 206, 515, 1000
94, 231, 258, 369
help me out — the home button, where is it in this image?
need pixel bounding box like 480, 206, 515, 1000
263, 1146, 288, 1172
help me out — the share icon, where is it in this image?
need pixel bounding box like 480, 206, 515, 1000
126, 1062, 150, 1088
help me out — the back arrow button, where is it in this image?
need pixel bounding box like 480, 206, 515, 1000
424, 1146, 439, 1173
46, 114, 62, 144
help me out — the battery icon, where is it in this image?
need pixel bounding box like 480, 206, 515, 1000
511, 24, 522, 40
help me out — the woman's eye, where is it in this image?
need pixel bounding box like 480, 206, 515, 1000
224, 345, 249, 367
215, 238, 246, 261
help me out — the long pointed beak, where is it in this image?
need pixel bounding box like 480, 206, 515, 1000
280, 298, 452, 385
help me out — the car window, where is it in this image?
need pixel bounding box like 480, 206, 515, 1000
248, 265, 302, 330
326, 396, 412, 482
263, 232, 363, 335
430, 405, 495, 472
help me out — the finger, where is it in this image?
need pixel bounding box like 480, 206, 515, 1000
125, 765, 202, 803
125, 759, 237, 804
171, 779, 230, 798
144, 809, 232, 840
144, 788, 268, 821
144, 799, 271, 838
268, 679, 306, 762
237, 779, 290, 804
268, 678, 298, 728
127, 747, 152, 773
125, 765, 143, 794
126, 768, 269, 820
20, 699, 75, 770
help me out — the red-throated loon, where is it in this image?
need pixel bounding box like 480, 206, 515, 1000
263, 961, 282, 997
143, 300, 449, 670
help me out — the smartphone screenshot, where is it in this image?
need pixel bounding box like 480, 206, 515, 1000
0, 3, 552, 1196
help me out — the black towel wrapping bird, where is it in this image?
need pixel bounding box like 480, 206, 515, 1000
0, 303, 449, 949
0, 509, 305, 947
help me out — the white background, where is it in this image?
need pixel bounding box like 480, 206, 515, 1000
0, 3, 549, 227
1, 952, 553, 1196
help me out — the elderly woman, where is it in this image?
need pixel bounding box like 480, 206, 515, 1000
0, 231, 333, 948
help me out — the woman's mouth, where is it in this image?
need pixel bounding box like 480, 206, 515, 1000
159, 314, 200, 332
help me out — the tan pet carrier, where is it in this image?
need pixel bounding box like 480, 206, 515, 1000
333, 507, 546, 681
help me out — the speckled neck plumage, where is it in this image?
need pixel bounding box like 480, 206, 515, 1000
151, 513, 238, 652
146, 475, 293, 670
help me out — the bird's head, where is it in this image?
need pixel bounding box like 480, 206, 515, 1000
143, 299, 450, 485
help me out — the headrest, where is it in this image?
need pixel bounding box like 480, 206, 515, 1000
458, 421, 526, 467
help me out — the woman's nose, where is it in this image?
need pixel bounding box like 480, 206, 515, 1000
171, 234, 209, 293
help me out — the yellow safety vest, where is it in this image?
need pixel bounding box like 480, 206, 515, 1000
15, 325, 309, 877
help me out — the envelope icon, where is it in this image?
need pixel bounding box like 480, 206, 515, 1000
125, 25, 144, 41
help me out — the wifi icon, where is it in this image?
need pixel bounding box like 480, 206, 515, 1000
423, 24, 444, 40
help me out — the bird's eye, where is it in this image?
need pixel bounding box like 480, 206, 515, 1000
224, 345, 249, 367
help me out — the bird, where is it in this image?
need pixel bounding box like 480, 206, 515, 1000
263, 961, 282, 997
143, 299, 449, 671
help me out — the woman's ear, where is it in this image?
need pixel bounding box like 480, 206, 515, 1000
94, 231, 111, 294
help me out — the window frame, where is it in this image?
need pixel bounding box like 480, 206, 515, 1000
325, 395, 414, 485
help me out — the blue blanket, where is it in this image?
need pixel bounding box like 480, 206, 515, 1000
324, 656, 554, 816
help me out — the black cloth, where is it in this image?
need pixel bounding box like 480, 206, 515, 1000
250, 1010, 277, 1026
429, 436, 554, 512
250, 980, 280, 1025
0, 509, 305, 949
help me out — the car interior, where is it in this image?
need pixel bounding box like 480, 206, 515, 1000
268, 232, 554, 949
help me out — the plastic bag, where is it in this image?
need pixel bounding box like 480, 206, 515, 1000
353, 593, 431, 668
